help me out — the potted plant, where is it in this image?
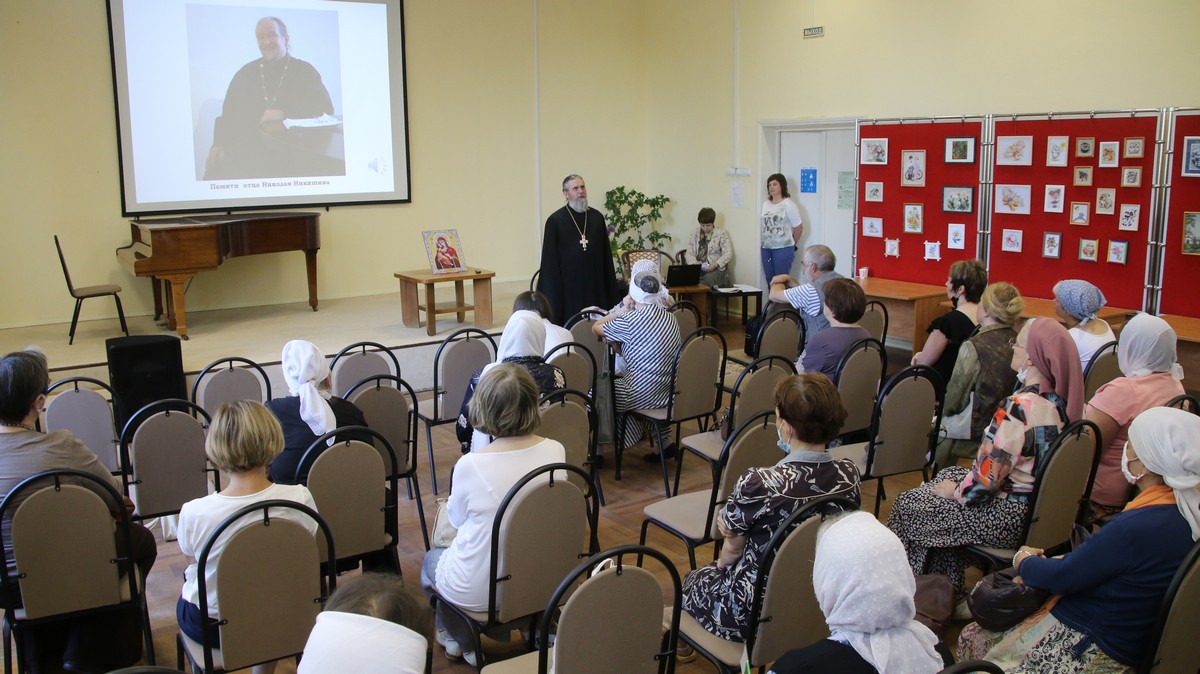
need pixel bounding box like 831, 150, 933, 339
603, 186, 671, 278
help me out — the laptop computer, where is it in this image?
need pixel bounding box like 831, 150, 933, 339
665, 264, 702, 286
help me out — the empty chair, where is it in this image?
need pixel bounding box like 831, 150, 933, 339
544, 341, 597, 395
414, 328, 496, 494
831, 365, 943, 515
119, 399, 215, 521
190, 357, 271, 416
176, 501, 336, 674
44, 377, 123, 473
859, 300, 890, 343
329, 341, 400, 398
669, 300, 701, 339
54, 235, 129, 345
0, 469, 156, 674
834, 338, 886, 442
676, 495, 858, 674
1083, 340, 1120, 401
480, 545, 682, 674
641, 410, 781, 570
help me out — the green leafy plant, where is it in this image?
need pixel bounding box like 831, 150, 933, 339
603, 186, 671, 277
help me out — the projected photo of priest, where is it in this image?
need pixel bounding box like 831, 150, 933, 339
201, 15, 345, 181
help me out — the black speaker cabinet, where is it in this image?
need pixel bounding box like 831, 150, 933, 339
106, 335, 187, 432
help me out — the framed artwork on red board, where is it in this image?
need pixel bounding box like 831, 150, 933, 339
1047, 137, 1069, 166
1071, 202, 1091, 225
1042, 232, 1062, 259
1076, 137, 1095, 158
1079, 238, 1099, 262
1183, 212, 1200, 255
1183, 138, 1200, 177
945, 137, 975, 163
948, 223, 966, 249
1001, 229, 1023, 253
1108, 240, 1128, 265
861, 138, 888, 165
1044, 185, 1065, 213
1124, 137, 1145, 159
885, 238, 901, 257
1099, 142, 1120, 168
903, 203, 924, 233
1074, 166, 1094, 186
995, 184, 1031, 215
1121, 167, 1142, 187
864, 181, 883, 202
862, 217, 884, 238
901, 150, 926, 186
942, 186, 973, 213
997, 136, 1033, 166
1119, 204, 1140, 231
1096, 189, 1116, 216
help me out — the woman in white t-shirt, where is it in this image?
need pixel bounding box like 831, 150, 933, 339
1052, 279, 1116, 370
421, 364, 566, 667
176, 400, 319, 674
760, 172, 804, 286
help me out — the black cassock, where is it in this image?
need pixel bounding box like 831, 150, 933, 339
537, 205, 621, 325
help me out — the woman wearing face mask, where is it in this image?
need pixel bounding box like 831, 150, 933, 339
1083, 312, 1185, 525
911, 259, 987, 387
680, 373, 860, 643
685, 207, 733, 288
887, 317, 1083, 598
958, 406, 1200, 672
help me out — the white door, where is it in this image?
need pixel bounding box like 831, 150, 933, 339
778, 129, 857, 278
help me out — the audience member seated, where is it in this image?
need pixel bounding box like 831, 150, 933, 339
768, 512, 944, 674
457, 310, 564, 452
912, 259, 986, 386
1053, 279, 1116, 370
267, 340, 370, 484
176, 400, 319, 674
299, 573, 433, 674
958, 407, 1200, 672
512, 290, 573, 353
0, 348, 157, 673
422, 365, 566, 666
594, 260, 681, 461
1084, 312, 1185, 524
768, 244, 843, 347
685, 207, 733, 288
800, 277, 870, 383
935, 282, 1024, 470
887, 317, 1082, 597
680, 373, 860, 643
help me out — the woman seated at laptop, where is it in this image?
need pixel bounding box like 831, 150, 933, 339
685, 207, 733, 288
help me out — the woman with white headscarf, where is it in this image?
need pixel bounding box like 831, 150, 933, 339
1085, 312, 1185, 523
1053, 279, 1116, 370
593, 260, 680, 458
456, 311, 564, 452
959, 406, 1200, 672
266, 340, 370, 483
769, 512, 943, 674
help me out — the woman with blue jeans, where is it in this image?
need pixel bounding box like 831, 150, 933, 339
760, 172, 803, 283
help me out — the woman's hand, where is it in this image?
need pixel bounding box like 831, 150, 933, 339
931, 479, 959, 499
717, 534, 746, 569
1012, 545, 1045, 572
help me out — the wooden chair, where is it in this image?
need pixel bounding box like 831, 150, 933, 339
329, 341, 400, 398
1139, 538, 1200, 674
480, 545, 682, 674
54, 235, 128, 345
621, 327, 727, 497
44, 377, 123, 473
1083, 340, 1120, 401
620, 249, 673, 280
0, 470, 156, 674
429, 464, 598, 671
834, 338, 887, 442
964, 419, 1102, 572
830, 365, 944, 516
413, 328, 496, 494
860, 300, 890, 344
175, 501, 336, 674
641, 411, 780, 569
190, 357, 271, 416
676, 495, 858, 674
118, 399, 216, 521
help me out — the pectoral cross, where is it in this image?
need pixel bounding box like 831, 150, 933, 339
580, 235, 588, 251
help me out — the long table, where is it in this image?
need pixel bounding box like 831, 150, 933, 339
856, 277, 951, 353
1161, 314, 1200, 383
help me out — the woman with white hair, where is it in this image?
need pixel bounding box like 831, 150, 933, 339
456, 310, 564, 452
769, 512, 944, 674
266, 340, 370, 484
958, 406, 1200, 672
1084, 312, 1186, 523
593, 259, 680, 459
1053, 279, 1116, 370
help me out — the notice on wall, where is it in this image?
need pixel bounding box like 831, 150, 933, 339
837, 171, 855, 209
800, 168, 818, 193
730, 180, 744, 209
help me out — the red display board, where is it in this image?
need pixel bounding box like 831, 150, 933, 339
986, 115, 1157, 310
857, 120, 984, 285
1158, 111, 1200, 318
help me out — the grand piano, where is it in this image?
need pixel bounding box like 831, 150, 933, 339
116, 212, 319, 339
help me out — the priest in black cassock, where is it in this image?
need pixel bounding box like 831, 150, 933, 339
537, 174, 622, 325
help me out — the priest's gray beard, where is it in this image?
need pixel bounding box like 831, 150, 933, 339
568, 197, 588, 213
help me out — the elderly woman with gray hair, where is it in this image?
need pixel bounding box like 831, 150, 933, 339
1053, 279, 1116, 370
594, 259, 681, 459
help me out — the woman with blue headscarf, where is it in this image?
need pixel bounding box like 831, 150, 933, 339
1052, 280, 1116, 370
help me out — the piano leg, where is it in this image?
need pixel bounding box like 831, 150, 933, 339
150, 278, 164, 323
306, 249, 319, 311
161, 273, 193, 340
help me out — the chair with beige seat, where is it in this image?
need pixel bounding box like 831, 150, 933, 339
480, 545, 683, 674
1083, 340, 1120, 401
329, 341, 401, 398
669, 300, 702, 340
640, 410, 781, 570
544, 342, 597, 396
190, 357, 272, 417
118, 399, 217, 522
538, 388, 603, 506
54, 235, 129, 345
834, 337, 887, 443
859, 300, 890, 344
675, 494, 857, 674
43, 377, 124, 474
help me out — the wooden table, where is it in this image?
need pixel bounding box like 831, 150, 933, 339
1018, 298, 1135, 332
1161, 314, 1200, 383
710, 287, 763, 326
667, 284, 710, 325
394, 268, 495, 336
857, 277, 951, 353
